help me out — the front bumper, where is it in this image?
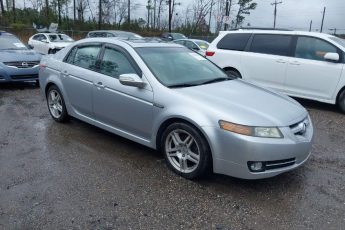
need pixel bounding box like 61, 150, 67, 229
202, 118, 313, 179
0, 65, 39, 82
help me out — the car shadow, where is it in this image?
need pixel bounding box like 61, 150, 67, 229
0, 82, 39, 90
293, 97, 339, 113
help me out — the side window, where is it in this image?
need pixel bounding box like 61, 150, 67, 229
107, 33, 114, 37
185, 41, 198, 50
250, 34, 292, 56
99, 47, 136, 78
33, 35, 41, 41
174, 40, 185, 46
217, 33, 251, 51
66, 45, 101, 71
295, 36, 338, 61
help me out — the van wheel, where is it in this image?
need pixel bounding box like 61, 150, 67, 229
337, 89, 345, 114
224, 69, 242, 79
161, 122, 212, 179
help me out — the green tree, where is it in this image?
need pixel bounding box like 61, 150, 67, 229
234, 0, 257, 28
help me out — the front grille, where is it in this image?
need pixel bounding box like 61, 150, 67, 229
264, 158, 296, 170
10, 74, 38, 80
290, 117, 309, 136
4, 61, 39, 68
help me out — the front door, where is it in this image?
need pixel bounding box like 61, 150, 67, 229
285, 36, 343, 100
92, 45, 154, 140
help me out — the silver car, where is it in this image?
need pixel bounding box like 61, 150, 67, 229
39, 38, 313, 179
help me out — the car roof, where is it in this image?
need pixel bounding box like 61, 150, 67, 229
88, 30, 138, 34
175, 39, 209, 43
220, 29, 336, 39
79, 37, 182, 48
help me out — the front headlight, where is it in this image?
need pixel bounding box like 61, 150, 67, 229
219, 120, 283, 138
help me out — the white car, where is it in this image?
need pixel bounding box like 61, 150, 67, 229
28, 33, 74, 54
206, 29, 345, 113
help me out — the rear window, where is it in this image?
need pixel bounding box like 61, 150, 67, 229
217, 33, 251, 51
250, 34, 292, 56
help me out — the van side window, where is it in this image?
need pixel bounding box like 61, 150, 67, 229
250, 34, 292, 56
217, 33, 251, 51
295, 36, 338, 61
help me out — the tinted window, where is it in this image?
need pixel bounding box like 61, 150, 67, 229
185, 41, 198, 50
33, 34, 42, 40
99, 47, 136, 78
217, 33, 251, 51
66, 45, 101, 71
250, 34, 292, 56
295, 36, 338, 61
174, 40, 185, 46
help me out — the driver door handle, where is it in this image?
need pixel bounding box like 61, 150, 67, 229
290, 61, 301, 66
94, 82, 105, 89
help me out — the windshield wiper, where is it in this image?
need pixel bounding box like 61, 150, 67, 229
168, 83, 199, 88
199, 77, 231, 85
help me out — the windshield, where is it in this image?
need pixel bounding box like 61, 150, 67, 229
0, 35, 28, 50
330, 37, 345, 49
195, 41, 209, 50
136, 47, 229, 87
48, 34, 74, 42
172, 33, 187, 40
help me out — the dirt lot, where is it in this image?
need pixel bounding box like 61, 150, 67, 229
0, 83, 344, 230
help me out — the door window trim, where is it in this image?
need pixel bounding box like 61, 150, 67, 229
98, 43, 142, 77
292, 35, 344, 63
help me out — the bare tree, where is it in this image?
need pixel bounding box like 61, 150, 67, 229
191, 0, 213, 33
0, 0, 5, 14
234, 0, 257, 28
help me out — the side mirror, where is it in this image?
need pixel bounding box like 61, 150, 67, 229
119, 73, 146, 88
324, 52, 339, 62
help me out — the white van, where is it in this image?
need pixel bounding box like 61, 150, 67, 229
206, 29, 345, 113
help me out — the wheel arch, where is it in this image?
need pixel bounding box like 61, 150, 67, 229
336, 85, 345, 104
223, 66, 242, 76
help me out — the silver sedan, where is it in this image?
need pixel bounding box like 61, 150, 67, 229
39, 38, 313, 179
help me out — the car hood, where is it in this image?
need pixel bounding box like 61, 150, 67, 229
175, 80, 307, 127
51, 42, 73, 47
0, 49, 42, 62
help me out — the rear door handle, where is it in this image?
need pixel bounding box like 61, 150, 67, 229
290, 61, 301, 66
94, 82, 105, 89
276, 59, 286, 64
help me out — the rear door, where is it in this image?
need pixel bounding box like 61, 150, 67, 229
241, 34, 293, 92
61, 43, 102, 118
92, 44, 154, 140
285, 36, 344, 100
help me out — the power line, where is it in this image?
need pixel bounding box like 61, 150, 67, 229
271, 0, 282, 29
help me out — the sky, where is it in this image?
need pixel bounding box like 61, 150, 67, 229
18, 0, 345, 33
134, 0, 345, 33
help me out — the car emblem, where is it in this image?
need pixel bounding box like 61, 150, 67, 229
298, 122, 307, 134
21, 62, 29, 67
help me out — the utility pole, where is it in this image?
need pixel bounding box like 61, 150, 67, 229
128, 0, 130, 24
45, 0, 49, 18
271, 0, 282, 29
168, 0, 172, 32
57, 0, 61, 25
73, 0, 76, 22
309, 20, 312, 32
98, 0, 102, 29
320, 6, 326, 33
223, 0, 230, 31
153, 0, 157, 29
208, 0, 214, 34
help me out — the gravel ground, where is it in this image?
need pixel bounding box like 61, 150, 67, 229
0, 82, 344, 230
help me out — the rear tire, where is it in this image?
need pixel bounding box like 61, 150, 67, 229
46, 85, 69, 122
337, 89, 345, 114
161, 122, 212, 179
225, 69, 242, 79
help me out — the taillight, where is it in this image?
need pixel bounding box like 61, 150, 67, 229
39, 63, 47, 68
205, 51, 215, 57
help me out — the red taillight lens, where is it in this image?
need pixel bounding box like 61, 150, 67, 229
39, 63, 47, 68
205, 51, 215, 56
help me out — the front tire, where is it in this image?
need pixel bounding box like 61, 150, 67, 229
225, 69, 241, 79
161, 122, 212, 179
46, 85, 68, 122
337, 89, 345, 114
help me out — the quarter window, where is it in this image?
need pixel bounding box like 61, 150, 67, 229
217, 33, 251, 51
250, 34, 292, 56
295, 36, 338, 61
99, 47, 136, 78
65, 45, 101, 71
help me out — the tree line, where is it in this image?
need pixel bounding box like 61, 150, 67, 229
0, 0, 257, 36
